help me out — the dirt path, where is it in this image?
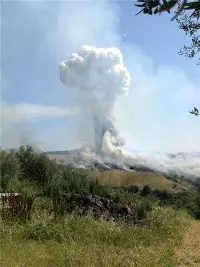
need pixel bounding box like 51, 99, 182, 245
174, 221, 200, 266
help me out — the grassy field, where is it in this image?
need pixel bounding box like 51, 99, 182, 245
1, 147, 199, 267
1, 206, 193, 267
174, 220, 200, 266
49, 154, 194, 193
87, 169, 191, 193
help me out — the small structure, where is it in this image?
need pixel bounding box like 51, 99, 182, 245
0, 193, 34, 220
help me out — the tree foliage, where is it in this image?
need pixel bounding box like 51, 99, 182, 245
0, 150, 21, 190
0, 146, 108, 198
1, 145, 200, 219
135, 0, 200, 18
177, 11, 200, 64
135, 0, 200, 64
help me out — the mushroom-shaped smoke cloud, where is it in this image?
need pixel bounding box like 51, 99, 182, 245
59, 46, 131, 155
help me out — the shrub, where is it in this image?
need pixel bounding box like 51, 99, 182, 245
128, 185, 139, 193
88, 180, 108, 197
23, 221, 67, 242
0, 150, 21, 191
141, 185, 151, 196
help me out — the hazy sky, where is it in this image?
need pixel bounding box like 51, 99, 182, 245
1, 0, 200, 152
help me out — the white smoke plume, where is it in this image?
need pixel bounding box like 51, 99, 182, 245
59, 46, 200, 179
2, 1, 199, 179
59, 45, 131, 156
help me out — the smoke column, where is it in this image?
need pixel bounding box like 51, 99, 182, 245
59, 46, 131, 155
59, 45, 200, 178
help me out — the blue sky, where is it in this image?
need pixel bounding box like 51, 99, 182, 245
1, 0, 200, 152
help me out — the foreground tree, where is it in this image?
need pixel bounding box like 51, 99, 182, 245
177, 10, 200, 63
135, 0, 200, 64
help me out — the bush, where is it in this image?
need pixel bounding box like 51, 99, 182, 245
32, 197, 52, 219
128, 185, 139, 193
15, 145, 58, 187
44, 167, 93, 198
23, 221, 67, 242
88, 180, 108, 197
1, 146, 107, 199
0, 150, 21, 191
141, 185, 151, 196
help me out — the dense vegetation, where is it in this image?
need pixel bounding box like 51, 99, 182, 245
1, 207, 192, 267
1, 145, 200, 266
0, 146, 104, 198
0, 145, 200, 219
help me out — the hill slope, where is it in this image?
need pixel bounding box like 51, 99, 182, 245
87, 169, 193, 192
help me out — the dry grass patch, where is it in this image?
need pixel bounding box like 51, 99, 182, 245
174, 220, 200, 266
1, 208, 190, 267
88, 170, 185, 192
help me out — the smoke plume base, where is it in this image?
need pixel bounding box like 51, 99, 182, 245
48, 148, 200, 180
